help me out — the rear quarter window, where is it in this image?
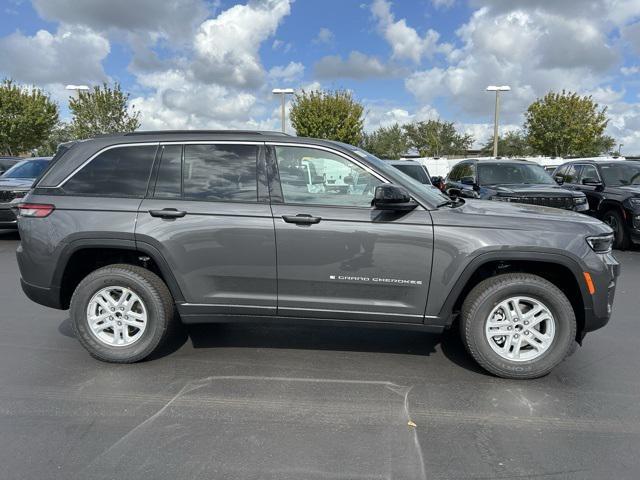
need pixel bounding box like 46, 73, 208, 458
62, 145, 157, 198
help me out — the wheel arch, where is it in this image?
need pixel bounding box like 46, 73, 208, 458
54, 239, 184, 309
437, 251, 591, 341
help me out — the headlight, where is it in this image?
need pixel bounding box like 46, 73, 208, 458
586, 234, 614, 253
12, 190, 29, 199
574, 196, 587, 205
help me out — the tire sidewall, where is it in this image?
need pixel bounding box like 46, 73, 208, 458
71, 270, 168, 362
466, 281, 575, 378
603, 210, 627, 249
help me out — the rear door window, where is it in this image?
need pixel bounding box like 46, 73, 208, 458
153, 145, 182, 199
62, 145, 157, 197
182, 144, 258, 202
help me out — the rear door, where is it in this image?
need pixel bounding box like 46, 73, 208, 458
136, 142, 277, 315
268, 144, 433, 324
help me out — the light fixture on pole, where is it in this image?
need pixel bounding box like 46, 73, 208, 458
65, 84, 90, 98
272, 88, 295, 133
486, 85, 511, 157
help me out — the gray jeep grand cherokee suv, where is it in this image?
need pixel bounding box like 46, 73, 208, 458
15, 131, 619, 379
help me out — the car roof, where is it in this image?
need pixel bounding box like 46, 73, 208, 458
458, 158, 535, 165
386, 160, 425, 166
37, 130, 366, 188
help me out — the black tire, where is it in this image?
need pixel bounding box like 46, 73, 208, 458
70, 264, 175, 363
460, 273, 576, 379
602, 209, 630, 250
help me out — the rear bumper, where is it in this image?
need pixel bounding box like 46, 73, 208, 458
20, 278, 62, 310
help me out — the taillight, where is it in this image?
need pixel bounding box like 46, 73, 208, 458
17, 203, 55, 218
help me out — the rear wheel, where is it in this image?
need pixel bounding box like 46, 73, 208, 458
460, 273, 576, 379
602, 209, 630, 250
70, 264, 175, 363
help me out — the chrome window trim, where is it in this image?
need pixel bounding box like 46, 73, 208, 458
53, 142, 160, 188
266, 142, 389, 184
576, 163, 602, 183
52, 141, 265, 189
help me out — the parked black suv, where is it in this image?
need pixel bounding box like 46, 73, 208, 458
445, 159, 589, 212
553, 159, 640, 248
0, 157, 51, 229
15, 131, 619, 379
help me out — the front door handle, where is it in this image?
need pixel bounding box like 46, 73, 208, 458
149, 208, 187, 219
282, 214, 322, 225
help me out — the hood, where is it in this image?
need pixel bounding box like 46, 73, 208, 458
488, 183, 581, 197
442, 198, 611, 235
616, 185, 640, 194
0, 178, 34, 190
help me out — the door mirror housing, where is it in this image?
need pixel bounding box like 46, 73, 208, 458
372, 184, 418, 211
582, 177, 603, 186
554, 175, 564, 185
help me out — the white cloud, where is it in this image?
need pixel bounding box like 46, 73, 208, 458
192, 0, 292, 87
371, 0, 452, 63
622, 21, 640, 54
432, 0, 455, 9
0, 26, 110, 85
621, 65, 640, 75
268, 61, 305, 83
405, 6, 619, 122
314, 27, 334, 45
32, 0, 209, 43
314, 51, 396, 79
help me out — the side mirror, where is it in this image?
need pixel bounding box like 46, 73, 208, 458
554, 175, 564, 185
372, 184, 418, 211
582, 177, 602, 186
430, 175, 443, 185
460, 176, 475, 186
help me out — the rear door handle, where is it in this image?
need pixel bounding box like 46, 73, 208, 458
282, 214, 322, 225
149, 208, 187, 219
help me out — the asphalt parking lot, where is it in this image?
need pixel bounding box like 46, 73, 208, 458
1, 230, 639, 480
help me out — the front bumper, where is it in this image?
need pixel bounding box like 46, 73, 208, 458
0, 206, 17, 229
582, 252, 620, 336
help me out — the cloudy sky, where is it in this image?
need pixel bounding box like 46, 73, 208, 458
1, 0, 640, 151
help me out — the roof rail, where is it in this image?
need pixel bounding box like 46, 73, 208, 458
122, 130, 291, 136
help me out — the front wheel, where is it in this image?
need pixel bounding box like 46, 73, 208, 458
460, 273, 576, 379
70, 264, 176, 363
602, 209, 630, 250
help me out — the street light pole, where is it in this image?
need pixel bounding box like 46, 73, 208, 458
486, 85, 511, 157
272, 88, 294, 133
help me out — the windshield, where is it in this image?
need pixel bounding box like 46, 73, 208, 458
2, 159, 49, 179
599, 163, 640, 186
333, 142, 450, 205
478, 163, 555, 185
392, 164, 431, 184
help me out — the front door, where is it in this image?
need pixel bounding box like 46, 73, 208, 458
269, 144, 433, 324
136, 142, 277, 315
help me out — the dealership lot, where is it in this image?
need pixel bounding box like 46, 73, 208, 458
1, 229, 639, 479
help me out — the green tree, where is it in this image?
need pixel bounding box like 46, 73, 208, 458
481, 130, 534, 157
0, 79, 58, 155
70, 82, 141, 139
35, 122, 75, 156
290, 89, 364, 145
403, 119, 473, 157
524, 90, 614, 157
360, 123, 408, 159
